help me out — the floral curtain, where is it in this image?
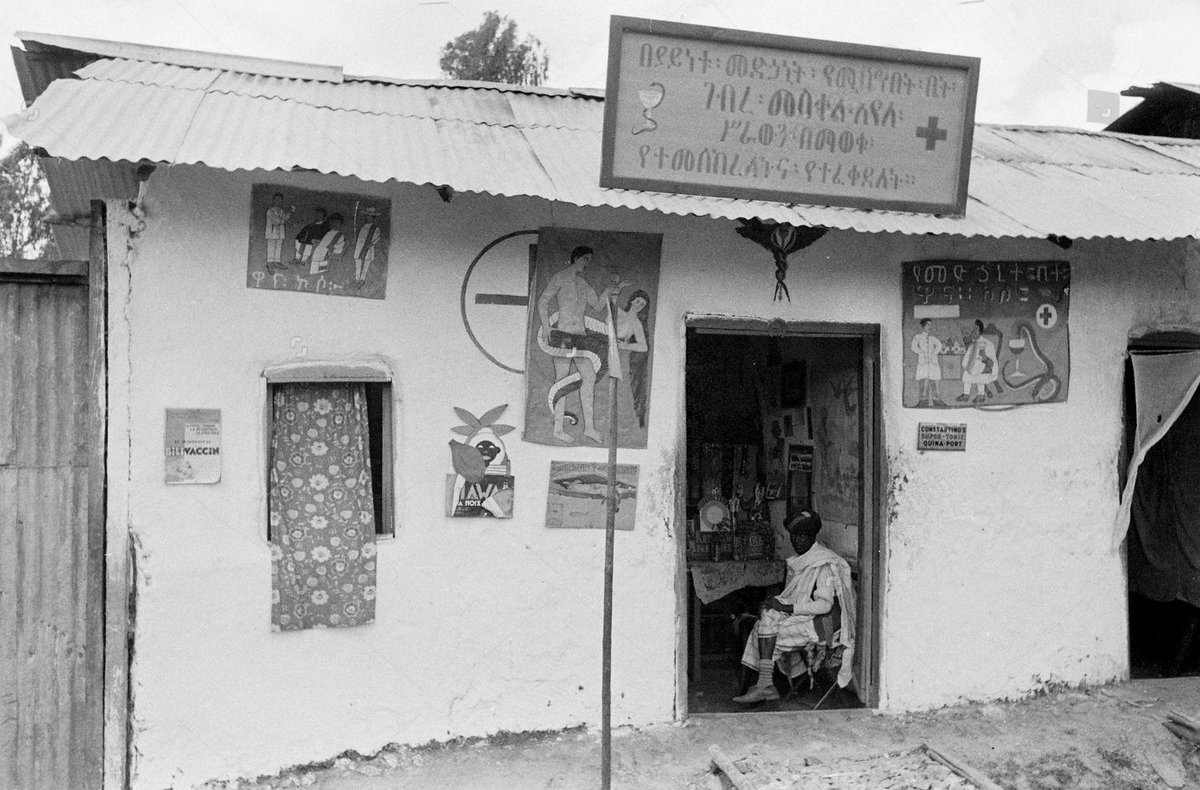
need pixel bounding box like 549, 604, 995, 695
270, 382, 377, 631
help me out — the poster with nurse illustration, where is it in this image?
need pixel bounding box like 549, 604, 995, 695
902, 260, 1070, 408
245, 183, 391, 300
524, 227, 662, 448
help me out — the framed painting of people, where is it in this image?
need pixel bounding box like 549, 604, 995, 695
524, 227, 662, 448
246, 184, 391, 300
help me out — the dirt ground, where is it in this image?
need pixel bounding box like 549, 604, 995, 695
206, 678, 1200, 789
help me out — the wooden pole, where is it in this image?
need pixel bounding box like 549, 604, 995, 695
923, 744, 1006, 790
708, 745, 753, 790
601, 298, 620, 790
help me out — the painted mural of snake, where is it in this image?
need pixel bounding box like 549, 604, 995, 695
537, 311, 610, 424
1001, 322, 1061, 402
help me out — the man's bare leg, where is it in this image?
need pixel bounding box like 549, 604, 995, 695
733, 630, 780, 703
551, 357, 574, 442
577, 358, 602, 443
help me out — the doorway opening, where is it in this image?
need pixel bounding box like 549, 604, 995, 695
682, 320, 880, 714
1124, 334, 1200, 678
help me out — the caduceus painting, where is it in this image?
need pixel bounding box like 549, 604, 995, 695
524, 227, 662, 449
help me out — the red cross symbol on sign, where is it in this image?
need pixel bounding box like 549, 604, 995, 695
1037, 304, 1058, 328
916, 116, 948, 151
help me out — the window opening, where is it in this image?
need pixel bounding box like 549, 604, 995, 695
268, 380, 393, 539
266, 380, 385, 631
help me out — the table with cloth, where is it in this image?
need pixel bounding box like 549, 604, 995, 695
688, 560, 786, 679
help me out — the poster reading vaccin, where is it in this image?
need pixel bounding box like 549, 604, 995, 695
902, 260, 1070, 408
164, 409, 221, 484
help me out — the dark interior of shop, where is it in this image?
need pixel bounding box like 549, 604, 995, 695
684, 328, 864, 713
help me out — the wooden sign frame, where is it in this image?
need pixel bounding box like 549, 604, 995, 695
600, 16, 980, 215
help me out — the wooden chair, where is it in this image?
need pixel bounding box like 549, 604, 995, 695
776, 596, 848, 708
731, 596, 849, 708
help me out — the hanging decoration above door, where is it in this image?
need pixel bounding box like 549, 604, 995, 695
735, 220, 828, 302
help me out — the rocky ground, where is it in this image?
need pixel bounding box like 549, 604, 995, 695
203, 678, 1200, 789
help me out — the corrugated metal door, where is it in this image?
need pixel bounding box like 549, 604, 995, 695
0, 266, 102, 788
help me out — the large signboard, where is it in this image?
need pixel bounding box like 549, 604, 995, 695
601, 16, 979, 215
902, 260, 1070, 408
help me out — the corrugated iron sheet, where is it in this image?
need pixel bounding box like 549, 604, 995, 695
9, 40, 97, 106
6, 56, 1200, 240
40, 158, 139, 260
1167, 82, 1200, 96
0, 279, 101, 790
76, 58, 603, 129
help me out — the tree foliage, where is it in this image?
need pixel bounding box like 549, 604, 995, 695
439, 11, 549, 86
0, 142, 56, 259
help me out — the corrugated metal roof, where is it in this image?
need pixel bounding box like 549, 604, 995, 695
9, 40, 96, 106
5, 46, 1200, 241
74, 59, 603, 129
1166, 82, 1200, 96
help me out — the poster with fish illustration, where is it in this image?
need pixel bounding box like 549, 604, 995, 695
902, 260, 1070, 408
524, 227, 661, 448
246, 183, 390, 300
545, 461, 640, 530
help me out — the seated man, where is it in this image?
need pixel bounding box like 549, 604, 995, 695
733, 510, 852, 703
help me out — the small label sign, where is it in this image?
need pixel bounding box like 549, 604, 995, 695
917, 422, 966, 451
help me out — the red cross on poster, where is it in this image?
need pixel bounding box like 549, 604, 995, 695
901, 260, 1070, 408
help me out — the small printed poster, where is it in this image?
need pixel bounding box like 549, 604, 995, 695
545, 461, 639, 530
246, 183, 391, 300
917, 422, 967, 451
787, 443, 813, 472
446, 404, 515, 518
164, 409, 221, 484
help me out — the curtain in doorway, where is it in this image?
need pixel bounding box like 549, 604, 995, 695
1114, 351, 1200, 557
270, 382, 377, 631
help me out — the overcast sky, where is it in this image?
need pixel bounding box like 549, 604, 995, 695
2, 0, 1198, 139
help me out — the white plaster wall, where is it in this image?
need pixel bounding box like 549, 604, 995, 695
116, 163, 1200, 787
124, 168, 684, 789
881, 235, 1200, 711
